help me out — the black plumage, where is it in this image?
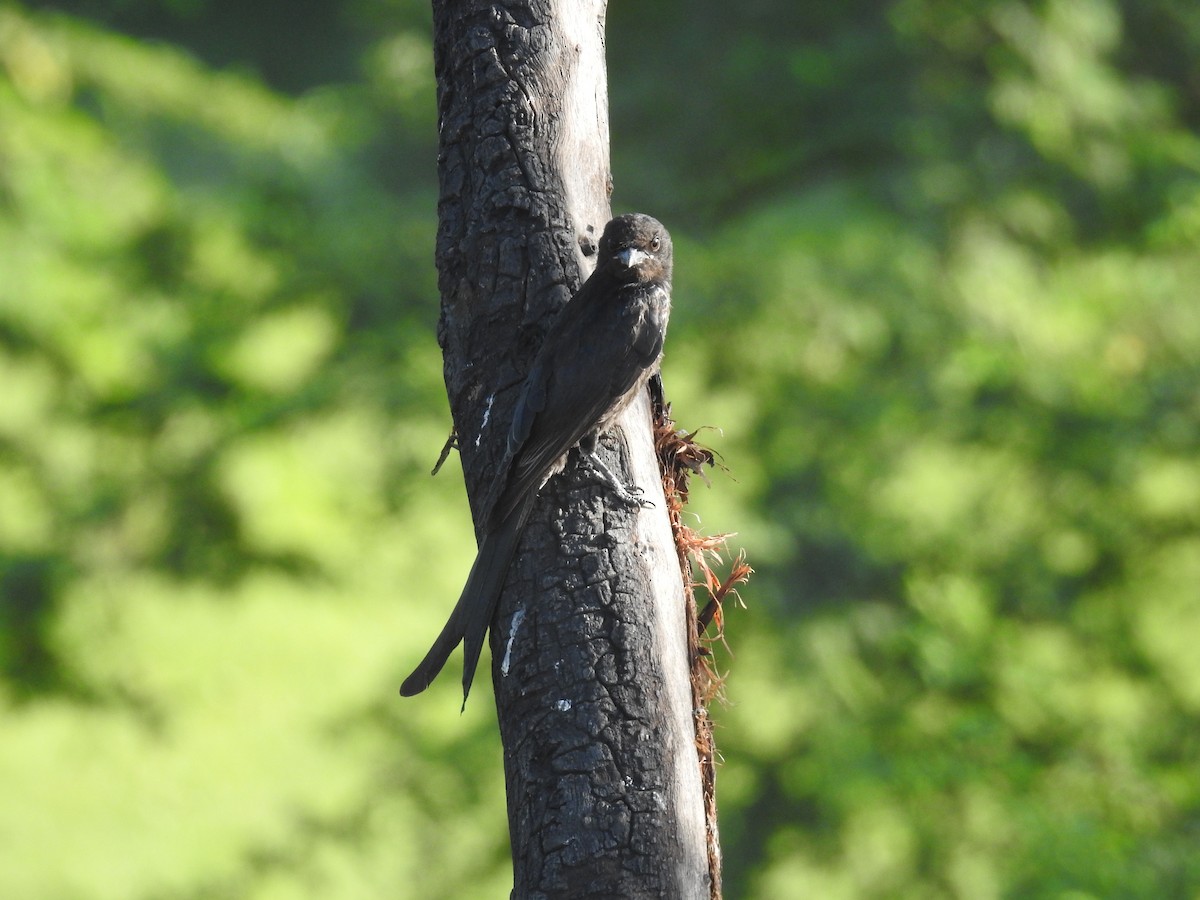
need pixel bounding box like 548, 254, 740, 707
400, 213, 673, 704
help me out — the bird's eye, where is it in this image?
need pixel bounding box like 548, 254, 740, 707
649, 236, 661, 251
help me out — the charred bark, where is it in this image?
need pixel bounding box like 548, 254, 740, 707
429, 0, 711, 896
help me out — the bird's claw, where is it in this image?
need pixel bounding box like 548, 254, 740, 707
579, 448, 655, 510
613, 483, 654, 510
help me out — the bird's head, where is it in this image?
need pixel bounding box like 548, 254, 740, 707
600, 213, 672, 286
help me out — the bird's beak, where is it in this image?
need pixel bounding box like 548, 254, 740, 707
616, 247, 649, 269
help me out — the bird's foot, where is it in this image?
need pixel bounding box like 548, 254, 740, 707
579, 449, 654, 509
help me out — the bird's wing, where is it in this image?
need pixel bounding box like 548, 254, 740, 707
489, 284, 664, 525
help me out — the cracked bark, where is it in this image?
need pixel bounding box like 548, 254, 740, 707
429, 0, 711, 897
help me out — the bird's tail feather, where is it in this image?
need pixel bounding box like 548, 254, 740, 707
399, 499, 532, 705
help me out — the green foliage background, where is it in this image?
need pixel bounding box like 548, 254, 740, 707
2, 0, 1198, 896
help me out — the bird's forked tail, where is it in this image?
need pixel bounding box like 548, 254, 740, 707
399, 499, 532, 707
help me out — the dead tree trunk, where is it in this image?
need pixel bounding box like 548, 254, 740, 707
429, 0, 711, 897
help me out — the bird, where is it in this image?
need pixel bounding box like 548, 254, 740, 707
400, 213, 673, 705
